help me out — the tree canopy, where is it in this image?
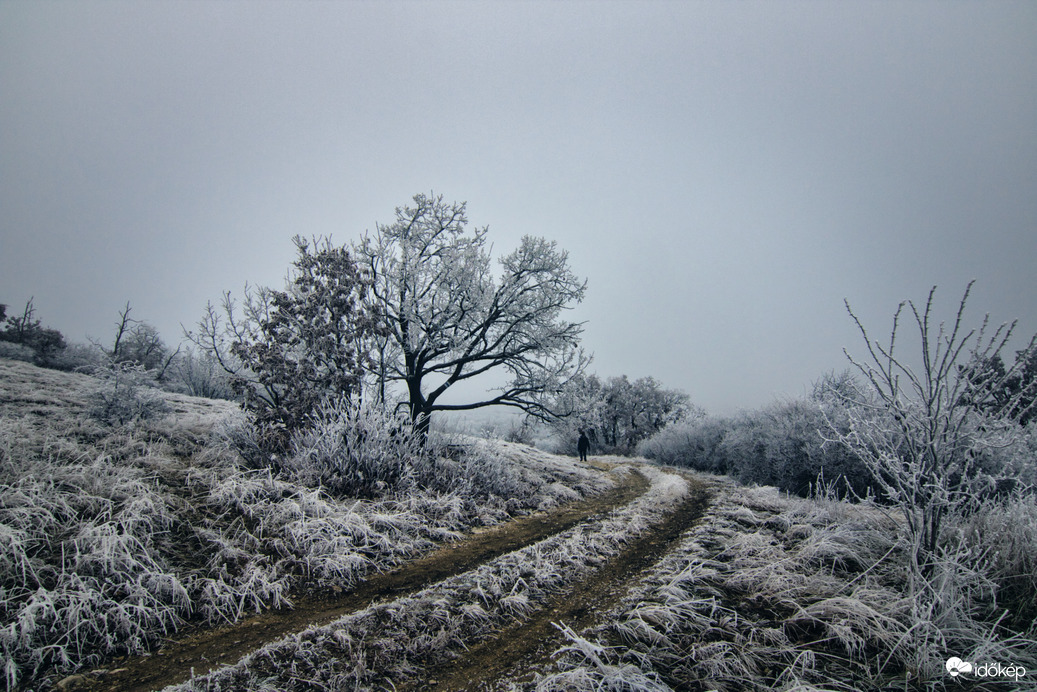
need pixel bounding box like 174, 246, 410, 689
357, 193, 588, 435
190, 236, 381, 452
551, 373, 694, 453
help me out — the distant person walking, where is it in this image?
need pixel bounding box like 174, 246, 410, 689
577, 430, 590, 462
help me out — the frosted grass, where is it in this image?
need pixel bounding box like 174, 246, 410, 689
535, 474, 1037, 691
0, 359, 609, 690
168, 465, 688, 691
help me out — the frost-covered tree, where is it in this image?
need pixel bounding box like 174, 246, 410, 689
190, 236, 381, 452
551, 373, 693, 453
102, 302, 178, 377
357, 193, 587, 438
833, 282, 1036, 568
605, 375, 692, 449
167, 347, 236, 399
549, 373, 608, 447
958, 342, 1037, 425
0, 297, 66, 366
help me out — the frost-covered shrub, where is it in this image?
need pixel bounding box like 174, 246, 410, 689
0, 298, 67, 367
47, 341, 105, 373
423, 436, 529, 501
722, 399, 871, 497
164, 348, 236, 400
824, 284, 1037, 678
210, 409, 267, 468
639, 395, 871, 499
834, 284, 1035, 562
87, 360, 170, 425
285, 400, 419, 497
0, 340, 34, 362
637, 414, 731, 473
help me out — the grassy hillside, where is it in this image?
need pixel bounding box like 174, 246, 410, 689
0, 359, 608, 690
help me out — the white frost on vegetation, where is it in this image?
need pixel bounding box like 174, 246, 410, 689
168, 465, 689, 691
534, 474, 1037, 692
0, 359, 609, 690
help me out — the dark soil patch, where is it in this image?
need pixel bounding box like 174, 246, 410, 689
72, 464, 649, 692
406, 475, 713, 691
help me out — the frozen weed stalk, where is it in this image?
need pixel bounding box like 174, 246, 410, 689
831, 283, 1037, 680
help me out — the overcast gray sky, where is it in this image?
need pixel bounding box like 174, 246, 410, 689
2, 1, 1035, 414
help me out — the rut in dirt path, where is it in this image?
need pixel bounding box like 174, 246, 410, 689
408, 476, 712, 692
81, 466, 649, 692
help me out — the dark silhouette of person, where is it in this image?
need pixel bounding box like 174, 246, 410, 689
577, 430, 590, 461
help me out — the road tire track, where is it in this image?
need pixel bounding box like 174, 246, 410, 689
79, 464, 649, 692
410, 475, 712, 691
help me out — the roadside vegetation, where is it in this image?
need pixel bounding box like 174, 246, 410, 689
633, 283, 1037, 690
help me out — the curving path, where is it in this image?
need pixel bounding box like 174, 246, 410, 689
413, 475, 711, 690
77, 463, 652, 692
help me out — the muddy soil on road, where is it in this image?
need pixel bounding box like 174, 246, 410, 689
77, 464, 648, 692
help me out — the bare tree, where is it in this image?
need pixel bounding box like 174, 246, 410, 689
357, 193, 588, 438
1, 298, 67, 366
832, 282, 1036, 570
101, 302, 179, 378
110, 301, 134, 360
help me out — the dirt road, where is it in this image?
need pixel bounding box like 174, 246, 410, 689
77, 462, 681, 692
414, 477, 711, 690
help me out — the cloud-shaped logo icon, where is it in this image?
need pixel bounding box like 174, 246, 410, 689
946, 657, 974, 677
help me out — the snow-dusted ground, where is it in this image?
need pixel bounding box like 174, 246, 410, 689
532, 480, 1037, 692
0, 360, 611, 690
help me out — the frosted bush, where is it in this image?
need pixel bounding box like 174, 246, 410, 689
0, 341, 34, 363
638, 398, 871, 500
48, 341, 105, 373
87, 360, 170, 425
285, 399, 419, 497
637, 414, 730, 472
165, 348, 236, 400
424, 436, 530, 501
